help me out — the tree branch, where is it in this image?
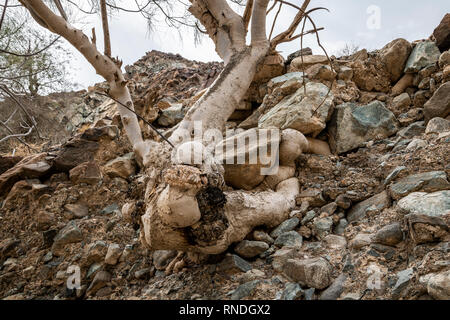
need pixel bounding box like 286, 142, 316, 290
243, 0, 253, 33
251, 0, 270, 46
100, 0, 111, 57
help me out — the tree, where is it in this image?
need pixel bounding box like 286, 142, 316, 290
0, 5, 73, 96
18, 0, 331, 270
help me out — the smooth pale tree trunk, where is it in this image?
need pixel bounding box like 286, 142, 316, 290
20, 0, 320, 260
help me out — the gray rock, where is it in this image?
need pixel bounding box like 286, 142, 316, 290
230, 280, 260, 300
405, 138, 427, 150
259, 82, 334, 136
372, 223, 403, 246
283, 257, 332, 289
424, 82, 450, 122
51, 221, 83, 256
296, 188, 326, 207
304, 288, 315, 300
235, 240, 269, 259
135, 268, 152, 280
270, 217, 300, 238
301, 210, 316, 225
334, 218, 348, 235
286, 48, 313, 64
404, 41, 441, 73
347, 191, 391, 222
397, 121, 425, 139
268, 72, 306, 88
280, 283, 304, 300
383, 166, 407, 186
392, 268, 414, 298
397, 191, 450, 217
425, 117, 450, 134
274, 231, 303, 248
319, 273, 347, 300
218, 254, 252, 274
320, 202, 337, 215
350, 233, 373, 250
100, 203, 120, 215
87, 271, 111, 296
312, 217, 333, 239
329, 101, 399, 154
389, 171, 450, 200
271, 248, 297, 272
157, 103, 185, 127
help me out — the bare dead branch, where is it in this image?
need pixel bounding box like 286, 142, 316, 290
268, 1, 282, 40
0, 0, 8, 32
53, 0, 67, 21
243, 0, 253, 32
100, 0, 112, 57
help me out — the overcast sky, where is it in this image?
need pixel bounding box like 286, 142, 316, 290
68, 0, 449, 89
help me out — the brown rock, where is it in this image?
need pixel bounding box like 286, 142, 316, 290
424, 82, 450, 122
379, 38, 412, 82
433, 13, 450, 52
69, 161, 102, 185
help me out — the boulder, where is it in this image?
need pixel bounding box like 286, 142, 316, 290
397, 190, 450, 217
424, 82, 450, 122
104, 153, 136, 179
347, 191, 391, 222
157, 103, 185, 127
389, 171, 450, 200
426, 117, 450, 134
234, 240, 269, 259
328, 101, 399, 154
290, 55, 328, 72
379, 38, 412, 82
404, 41, 441, 73
259, 82, 334, 137
0, 153, 51, 196
433, 13, 450, 52
286, 48, 313, 65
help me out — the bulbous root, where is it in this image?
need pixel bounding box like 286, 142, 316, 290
139, 128, 330, 255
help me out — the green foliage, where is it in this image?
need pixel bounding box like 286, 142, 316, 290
0, 9, 75, 96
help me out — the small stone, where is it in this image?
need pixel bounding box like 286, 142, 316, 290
383, 166, 407, 186
51, 221, 83, 256
301, 210, 316, 224
347, 191, 391, 223
335, 195, 351, 209
304, 288, 315, 300
392, 93, 411, 114
425, 117, 450, 134
217, 254, 252, 274
85, 240, 107, 263
350, 233, 373, 250
87, 271, 111, 296
69, 161, 102, 185
271, 248, 297, 272
230, 280, 260, 300
406, 138, 427, 150
235, 240, 269, 259
338, 66, 353, 81
296, 188, 326, 207
100, 203, 120, 215
283, 257, 332, 289
135, 268, 152, 280
279, 283, 304, 300
253, 230, 274, 244
372, 223, 403, 246
64, 203, 89, 219
104, 153, 136, 179
240, 269, 265, 283
389, 171, 450, 200
323, 235, 347, 250
392, 268, 414, 299
334, 219, 348, 235
274, 231, 303, 248
104, 243, 122, 265
319, 273, 347, 300
270, 217, 300, 238
320, 202, 337, 215
312, 217, 333, 239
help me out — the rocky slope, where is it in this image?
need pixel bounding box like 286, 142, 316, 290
0, 16, 449, 300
